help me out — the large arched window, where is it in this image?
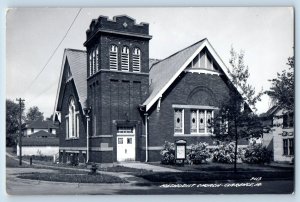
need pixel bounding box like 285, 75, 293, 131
132, 48, 141, 72
109, 45, 118, 70
96, 48, 99, 71
121, 46, 129, 71
92, 49, 96, 74
89, 53, 92, 76
66, 98, 79, 139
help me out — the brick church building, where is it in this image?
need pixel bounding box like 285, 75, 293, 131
54, 15, 247, 163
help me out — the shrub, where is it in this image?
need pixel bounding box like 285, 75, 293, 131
242, 144, 272, 164
160, 141, 175, 165
89, 163, 98, 175
212, 142, 243, 164
187, 142, 211, 164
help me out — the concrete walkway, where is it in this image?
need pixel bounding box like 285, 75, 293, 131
119, 162, 182, 172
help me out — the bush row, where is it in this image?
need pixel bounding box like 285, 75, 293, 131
160, 141, 272, 165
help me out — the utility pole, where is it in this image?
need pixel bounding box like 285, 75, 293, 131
16, 98, 25, 166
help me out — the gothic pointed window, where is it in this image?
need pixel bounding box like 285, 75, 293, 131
67, 98, 79, 139
132, 48, 141, 72
121, 46, 129, 71
109, 45, 118, 70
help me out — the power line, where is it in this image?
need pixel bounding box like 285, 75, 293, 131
25, 8, 82, 93
26, 79, 58, 106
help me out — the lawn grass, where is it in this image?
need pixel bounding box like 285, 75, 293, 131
18, 170, 127, 184
6, 155, 31, 168
99, 165, 151, 173
149, 162, 294, 172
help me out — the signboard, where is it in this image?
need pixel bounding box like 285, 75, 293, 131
176, 145, 186, 159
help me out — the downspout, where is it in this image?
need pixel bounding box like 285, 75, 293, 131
144, 113, 148, 162
86, 115, 90, 163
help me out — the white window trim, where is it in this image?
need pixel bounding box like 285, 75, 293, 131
92, 49, 96, 74
65, 115, 69, 139
117, 127, 135, 136
121, 46, 129, 72
174, 109, 184, 135
89, 54, 92, 76
75, 111, 79, 138
65, 100, 79, 140
109, 45, 118, 70
174, 106, 215, 136
132, 48, 141, 72
96, 48, 99, 71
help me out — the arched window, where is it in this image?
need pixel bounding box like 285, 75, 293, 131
92, 49, 96, 74
109, 45, 118, 70
132, 48, 141, 72
96, 48, 99, 71
66, 98, 79, 138
89, 53, 92, 76
121, 46, 129, 71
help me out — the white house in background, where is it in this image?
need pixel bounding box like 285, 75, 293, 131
23, 119, 58, 136
17, 130, 59, 157
261, 106, 294, 163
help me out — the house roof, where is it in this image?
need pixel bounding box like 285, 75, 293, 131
143, 38, 253, 112
54, 49, 87, 114
144, 39, 206, 111
142, 38, 254, 111
22, 137, 59, 147
26, 119, 58, 129
29, 130, 57, 138
260, 106, 279, 118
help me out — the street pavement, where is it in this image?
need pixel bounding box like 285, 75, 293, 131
6, 153, 294, 195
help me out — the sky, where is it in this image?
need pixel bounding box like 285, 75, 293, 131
6, 7, 294, 118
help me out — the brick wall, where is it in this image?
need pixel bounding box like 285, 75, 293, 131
59, 62, 87, 149
146, 72, 233, 161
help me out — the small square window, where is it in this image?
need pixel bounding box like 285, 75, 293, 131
127, 138, 132, 144
118, 138, 123, 144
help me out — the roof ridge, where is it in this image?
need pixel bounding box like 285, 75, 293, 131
151, 38, 207, 68
65, 48, 86, 53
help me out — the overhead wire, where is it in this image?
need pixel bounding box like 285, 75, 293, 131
24, 8, 82, 107
25, 8, 82, 94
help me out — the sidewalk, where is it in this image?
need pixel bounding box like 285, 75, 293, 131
119, 162, 182, 172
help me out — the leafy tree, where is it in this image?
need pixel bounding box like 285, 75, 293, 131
211, 47, 263, 172
6, 99, 25, 146
26, 106, 44, 122
265, 56, 294, 111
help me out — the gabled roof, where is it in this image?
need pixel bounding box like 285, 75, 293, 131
143, 38, 252, 112
22, 137, 59, 146
260, 106, 280, 118
54, 49, 87, 114
26, 119, 58, 129
29, 130, 57, 138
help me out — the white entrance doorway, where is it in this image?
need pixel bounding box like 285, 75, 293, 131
117, 127, 136, 162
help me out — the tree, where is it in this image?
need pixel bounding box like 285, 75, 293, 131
6, 99, 25, 146
265, 56, 294, 111
211, 47, 263, 173
26, 106, 44, 122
